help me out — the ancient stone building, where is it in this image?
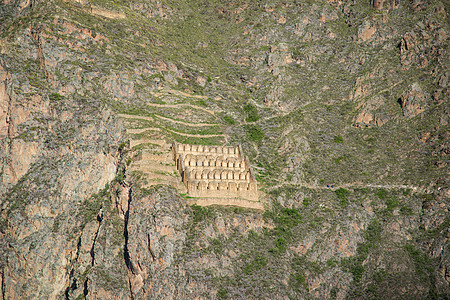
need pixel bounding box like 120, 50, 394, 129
172, 142, 262, 209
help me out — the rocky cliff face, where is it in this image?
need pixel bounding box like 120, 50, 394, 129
0, 0, 448, 299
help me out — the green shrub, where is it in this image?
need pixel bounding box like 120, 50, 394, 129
335, 188, 350, 207
326, 259, 338, 268
49, 92, 64, 101
333, 135, 344, 143
277, 208, 302, 227
385, 198, 399, 212
404, 244, 434, 281
196, 99, 208, 107
191, 204, 213, 223
350, 264, 365, 282
114, 172, 125, 184
211, 238, 223, 254
335, 187, 349, 199
364, 219, 382, 244
270, 237, 287, 254
373, 269, 387, 283
303, 198, 312, 207
265, 207, 303, 254
375, 188, 388, 200
217, 288, 228, 299
246, 124, 264, 142
291, 272, 307, 289
81, 196, 103, 222
223, 115, 235, 125
400, 206, 413, 215
243, 255, 268, 275
244, 103, 260, 122
118, 142, 127, 152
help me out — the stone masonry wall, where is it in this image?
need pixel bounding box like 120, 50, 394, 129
172, 142, 258, 202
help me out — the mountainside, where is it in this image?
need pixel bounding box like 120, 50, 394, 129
0, 0, 448, 299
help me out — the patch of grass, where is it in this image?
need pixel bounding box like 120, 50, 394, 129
49, 92, 64, 101
399, 206, 414, 215
276, 208, 302, 227
217, 287, 229, 299
196, 99, 208, 107
243, 255, 268, 275
210, 238, 223, 254
385, 198, 399, 212
291, 272, 307, 290
335, 188, 350, 207
244, 103, 260, 122
341, 219, 382, 283
223, 115, 235, 125
264, 207, 302, 254
350, 264, 365, 282
269, 237, 287, 254
326, 258, 338, 268
80, 186, 109, 223
245, 124, 264, 142
404, 244, 434, 282
191, 204, 214, 223
375, 188, 388, 200
303, 198, 312, 207
113, 172, 125, 184
364, 219, 382, 245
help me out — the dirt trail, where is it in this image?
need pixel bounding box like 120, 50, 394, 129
126, 128, 161, 134
164, 128, 224, 138
151, 88, 208, 99
118, 114, 153, 121
153, 114, 218, 127
146, 102, 216, 115
269, 182, 424, 192
127, 126, 224, 138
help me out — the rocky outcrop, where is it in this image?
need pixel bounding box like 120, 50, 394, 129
0, 11, 125, 297
266, 43, 294, 76
353, 95, 389, 127
357, 20, 377, 42
124, 186, 190, 299
399, 82, 429, 118
0, 59, 44, 192
0, 107, 124, 298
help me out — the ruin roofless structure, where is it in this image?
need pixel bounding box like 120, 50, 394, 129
172, 142, 264, 210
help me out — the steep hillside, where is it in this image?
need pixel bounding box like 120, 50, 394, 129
0, 0, 448, 299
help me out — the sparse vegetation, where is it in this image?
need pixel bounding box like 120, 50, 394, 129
80, 186, 109, 222
303, 198, 312, 207
217, 287, 229, 299
245, 124, 264, 142
244, 103, 260, 122
223, 115, 235, 125
191, 204, 214, 223
49, 92, 64, 101
335, 188, 350, 207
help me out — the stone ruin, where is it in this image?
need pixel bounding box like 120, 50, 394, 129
172, 142, 260, 206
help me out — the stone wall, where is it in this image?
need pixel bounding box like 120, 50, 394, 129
172, 142, 259, 202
